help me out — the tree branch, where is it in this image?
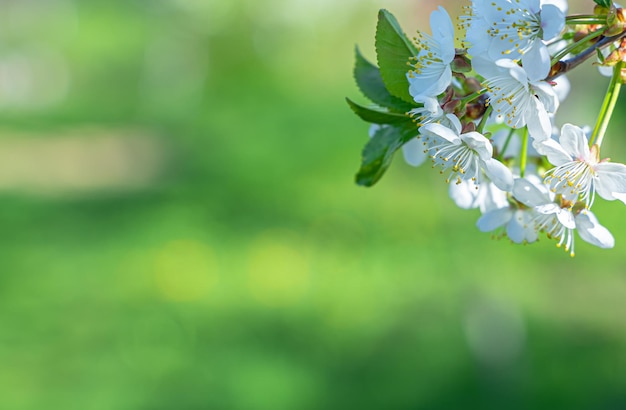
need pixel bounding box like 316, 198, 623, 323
547, 30, 626, 81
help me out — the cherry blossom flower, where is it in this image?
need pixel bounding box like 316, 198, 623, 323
473, 56, 558, 140
461, 0, 565, 66
407, 6, 455, 100
449, 176, 508, 213
512, 178, 614, 256
533, 124, 626, 207
476, 175, 543, 243
419, 120, 513, 191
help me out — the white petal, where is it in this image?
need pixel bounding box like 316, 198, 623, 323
401, 137, 427, 167
513, 178, 550, 207
430, 7, 455, 63
536, 203, 560, 215
472, 57, 502, 80
527, 0, 541, 13
430, 7, 454, 44
575, 211, 615, 249
428, 67, 453, 97
526, 98, 552, 141
460, 132, 493, 161
612, 192, 626, 203
555, 208, 576, 229
507, 210, 538, 243
553, 75, 571, 102
595, 162, 626, 203
368, 124, 382, 138
414, 96, 441, 114
482, 158, 514, 191
449, 179, 479, 209
522, 40, 550, 81
445, 114, 462, 134
507, 64, 530, 86
419, 123, 460, 144
480, 183, 509, 212
559, 123, 590, 159
540, 4, 566, 40
532, 138, 571, 166
598, 65, 613, 77
477, 208, 512, 232
541, 0, 568, 14
532, 80, 559, 113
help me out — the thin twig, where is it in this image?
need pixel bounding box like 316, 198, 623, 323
546, 30, 626, 81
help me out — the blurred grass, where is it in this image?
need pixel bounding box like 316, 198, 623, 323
0, 0, 625, 409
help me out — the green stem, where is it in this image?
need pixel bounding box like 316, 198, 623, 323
550, 29, 605, 66
498, 128, 516, 161
590, 61, 624, 147
565, 14, 606, 24
520, 128, 528, 178
476, 105, 492, 134
459, 89, 486, 106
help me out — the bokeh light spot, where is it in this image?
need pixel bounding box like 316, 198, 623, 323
246, 231, 310, 307
153, 240, 220, 302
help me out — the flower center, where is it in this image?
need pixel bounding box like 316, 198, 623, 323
544, 160, 596, 206
427, 139, 481, 186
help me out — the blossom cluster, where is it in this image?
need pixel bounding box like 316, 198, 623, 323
349, 0, 626, 256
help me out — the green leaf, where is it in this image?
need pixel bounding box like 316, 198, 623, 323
353, 46, 414, 112
593, 0, 612, 8
355, 123, 417, 187
375, 9, 417, 104
346, 98, 412, 125
596, 47, 606, 64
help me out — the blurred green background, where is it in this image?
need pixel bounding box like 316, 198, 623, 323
1, 0, 626, 409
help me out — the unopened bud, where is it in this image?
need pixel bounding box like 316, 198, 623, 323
604, 48, 622, 66
465, 95, 488, 120
461, 121, 476, 134
605, 7, 625, 36
443, 99, 461, 114
594, 4, 611, 16
451, 54, 472, 73
464, 77, 482, 93
549, 61, 565, 78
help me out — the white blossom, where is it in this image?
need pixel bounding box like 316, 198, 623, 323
512, 177, 615, 256
473, 56, 558, 140
450, 175, 509, 213
419, 120, 513, 190
461, 0, 565, 66
407, 7, 455, 100
476, 174, 543, 243
534, 124, 626, 207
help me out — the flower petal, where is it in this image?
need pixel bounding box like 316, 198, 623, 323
575, 211, 615, 249
449, 179, 479, 209
401, 137, 427, 167
595, 162, 626, 203
522, 40, 550, 81
559, 123, 589, 160
430, 7, 455, 62
507, 210, 538, 243
540, 4, 566, 40
555, 208, 576, 229
482, 158, 513, 191
532, 138, 571, 166
526, 98, 552, 141
460, 131, 493, 161
477, 207, 512, 232
513, 178, 550, 207
419, 123, 460, 144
